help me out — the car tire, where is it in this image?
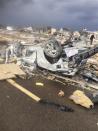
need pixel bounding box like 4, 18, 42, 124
44, 39, 62, 59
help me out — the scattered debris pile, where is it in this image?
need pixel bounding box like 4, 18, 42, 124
0, 27, 98, 109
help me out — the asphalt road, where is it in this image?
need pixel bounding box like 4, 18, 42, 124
0, 76, 98, 131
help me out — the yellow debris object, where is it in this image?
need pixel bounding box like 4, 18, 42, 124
36, 82, 44, 87
70, 90, 94, 109
58, 90, 65, 97
7, 79, 41, 102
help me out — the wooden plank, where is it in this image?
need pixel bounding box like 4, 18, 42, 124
7, 79, 41, 102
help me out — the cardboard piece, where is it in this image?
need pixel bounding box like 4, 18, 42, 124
0, 63, 25, 80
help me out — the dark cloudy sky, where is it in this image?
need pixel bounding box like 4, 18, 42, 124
0, 0, 98, 30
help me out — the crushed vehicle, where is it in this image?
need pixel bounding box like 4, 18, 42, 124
3, 37, 98, 76
1, 35, 98, 106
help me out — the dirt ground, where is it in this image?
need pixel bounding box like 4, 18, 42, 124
0, 76, 98, 131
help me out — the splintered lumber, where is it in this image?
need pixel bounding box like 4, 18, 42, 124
0, 63, 25, 80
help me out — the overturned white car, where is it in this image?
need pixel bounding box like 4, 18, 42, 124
4, 38, 98, 76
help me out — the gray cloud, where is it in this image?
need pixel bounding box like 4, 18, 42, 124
0, 0, 34, 8
0, 0, 98, 30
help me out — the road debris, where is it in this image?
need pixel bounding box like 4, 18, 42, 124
35, 82, 44, 87
70, 90, 94, 109
7, 79, 41, 102
0, 63, 25, 80
7, 79, 73, 112
58, 90, 65, 97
